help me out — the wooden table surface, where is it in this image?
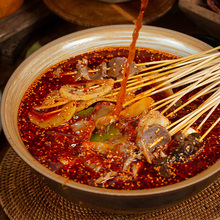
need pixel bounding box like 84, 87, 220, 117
0, 0, 219, 219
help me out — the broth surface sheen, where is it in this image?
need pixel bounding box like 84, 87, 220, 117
18, 47, 220, 190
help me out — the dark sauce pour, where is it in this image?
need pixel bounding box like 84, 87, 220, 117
18, 47, 220, 190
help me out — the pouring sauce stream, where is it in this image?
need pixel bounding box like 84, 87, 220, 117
115, 0, 149, 116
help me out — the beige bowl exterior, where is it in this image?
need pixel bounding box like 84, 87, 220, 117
1, 25, 219, 213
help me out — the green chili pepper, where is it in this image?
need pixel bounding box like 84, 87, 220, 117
75, 107, 94, 117
90, 124, 121, 142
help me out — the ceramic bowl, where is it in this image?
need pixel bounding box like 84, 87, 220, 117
1, 25, 219, 213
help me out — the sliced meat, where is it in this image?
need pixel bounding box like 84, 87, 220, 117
137, 125, 171, 164
108, 57, 138, 79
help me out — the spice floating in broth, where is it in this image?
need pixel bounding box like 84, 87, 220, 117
18, 46, 220, 190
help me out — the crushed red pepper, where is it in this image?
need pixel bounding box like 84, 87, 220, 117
18, 47, 220, 190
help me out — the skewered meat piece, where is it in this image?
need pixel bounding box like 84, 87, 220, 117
138, 125, 171, 164
108, 57, 139, 79
136, 110, 171, 163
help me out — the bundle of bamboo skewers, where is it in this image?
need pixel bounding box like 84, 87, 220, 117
110, 45, 220, 142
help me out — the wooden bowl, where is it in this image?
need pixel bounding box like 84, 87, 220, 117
43, 0, 176, 26
179, 0, 220, 40
1, 25, 219, 213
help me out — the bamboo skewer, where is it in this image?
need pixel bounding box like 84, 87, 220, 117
163, 69, 220, 116
136, 51, 220, 72
197, 103, 219, 130
168, 88, 220, 130
126, 48, 220, 84
168, 88, 220, 133
63, 46, 220, 82
151, 89, 186, 112
115, 54, 220, 94
183, 91, 220, 140
199, 117, 220, 142
152, 86, 219, 113
119, 47, 220, 148
56, 46, 220, 142
168, 88, 220, 136
136, 45, 220, 68
122, 68, 220, 108
112, 52, 219, 104
142, 54, 220, 91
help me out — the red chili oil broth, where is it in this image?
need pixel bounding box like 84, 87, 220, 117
18, 47, 220, 190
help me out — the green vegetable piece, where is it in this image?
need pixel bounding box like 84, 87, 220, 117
90, 124, 121, 142
25, 41, 42, 58
108, 124, 121, 136
75, 107, 94, 117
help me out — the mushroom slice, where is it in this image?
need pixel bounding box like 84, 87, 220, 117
60, 79, 114, 101
29, 101, 76, 128
119, 97, 154, 119
34, 90, 69, 110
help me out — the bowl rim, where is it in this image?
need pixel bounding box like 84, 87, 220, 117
1, 24, 219, 197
